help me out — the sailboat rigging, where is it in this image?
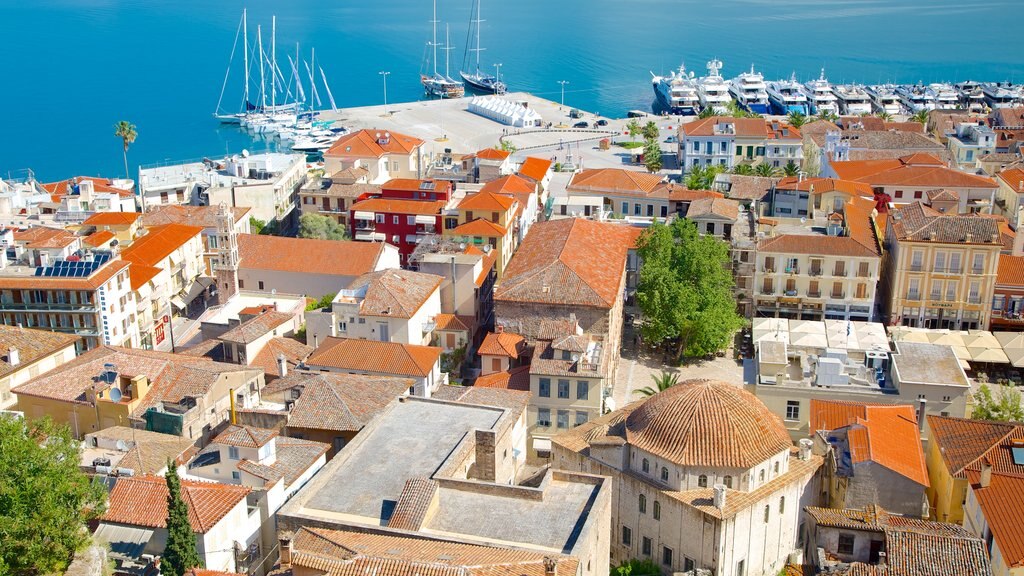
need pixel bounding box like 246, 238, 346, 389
459, 0, 506, 94
421, 0, 465, 98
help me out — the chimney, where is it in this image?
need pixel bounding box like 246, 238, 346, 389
543, 557, 557, 576
8, 348, 19, 367
278, 534, 293, 566
277, 353, 288, 378
799, 438, 813, 460
713, 484, 727, 509
917, 398, 927, 432
496, 325, 504, 334
980, 460, 992, 488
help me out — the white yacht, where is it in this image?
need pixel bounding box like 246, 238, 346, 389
930, 83, 960, 110
729, 64, 770, 114
956, 81, 987, 113
697, 59, 732, 114
832, 84, 873, 116
866, 84, 903, 115
801, 68, 839, 115
896, 84, 936, 113
983, 83, 1022, 109
652, 64, 701, 115
766, 73, 810, 115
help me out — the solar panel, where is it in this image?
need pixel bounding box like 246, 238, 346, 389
34, 268, 43, 276
1013, 447, 1024, 466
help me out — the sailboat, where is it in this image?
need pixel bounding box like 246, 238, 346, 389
421, 0, 465, 98
459, 0, 506, 94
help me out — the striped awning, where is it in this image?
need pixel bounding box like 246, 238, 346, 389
415, 214, 436, 225
354, 211, 375, 220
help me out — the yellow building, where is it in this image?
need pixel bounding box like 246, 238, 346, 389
443, 190, 520, 278
76, 211, 143, 244
882, 201, 1003, 330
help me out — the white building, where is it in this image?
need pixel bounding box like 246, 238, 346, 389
553, 379, 822, 576
468, 96, 543, 127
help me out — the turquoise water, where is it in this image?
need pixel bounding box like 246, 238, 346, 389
1, 0, 1022, 180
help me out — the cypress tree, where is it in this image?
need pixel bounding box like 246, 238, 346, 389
162, 463, 201, 576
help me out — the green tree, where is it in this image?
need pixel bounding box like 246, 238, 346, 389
611, 558, 660, 576
498, 139, 517, 153
684, 164, 723, 190
634, 371, 680, 397
782, 160, 800, 177
299, 213, 349, 241
877, 111, 894, 122
642, 139, 663, 173
731, 164, 755, 176
641, 120, 660, 141
816, 109, 839, 123
787, 111, 807, 128
911, 109, 930, 124
971, 384, 1024, 422
0, 416, 106, 575
635, 219, 745, 363
114, 120, 138, 180
162, 465, 201, 576
306, 292, 339, 311
698, 106, 720, 119
727, 100, 760, 119
626, 119, 642, 142
249, 216, 266, 235
754, 163, 780, 177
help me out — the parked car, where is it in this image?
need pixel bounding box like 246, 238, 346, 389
664, 135, 677, 143
573, 121, 589, 128
569, 108, 583, 119
595, 119, 608, 126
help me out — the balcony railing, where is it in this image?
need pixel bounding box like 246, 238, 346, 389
785, 267, 800, 275
354, 223, 376, 231
907, 292, 921, 300
910, 264, 923, 272
968, 297, 982, 304
809, 268, 822, 277
784, 289, 799, 297
761, 289, 775, 295
833, 269, 847, 277
930, 292, 942, 300
972, 267, 984, 275
831, 292, 845, 299
763, 267, 776, 273
807, 291, 821, 298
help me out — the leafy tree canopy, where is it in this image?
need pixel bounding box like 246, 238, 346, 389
972, 384, 1024, 422
643, 139, 663, 173
161, 465, 201, 576
299, 213, 348, 241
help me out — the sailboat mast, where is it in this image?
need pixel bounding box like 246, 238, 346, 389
257, 25, 266, 109
445, 23, 451, 79
475, 0, 482, 71
271, 15, 276, 109
243, 9, 249, 108
295, 42, 304, 111
431, 0, 438, 77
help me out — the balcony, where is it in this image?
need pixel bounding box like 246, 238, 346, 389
909, 264, 923, 272
809, 268, 822, 277
761, 289, 775, 296
0, 301, 98, 313
930, 293, 942, 301
807, 291, 822, 298
832, 269, 847, 278
972, 267, 984, 275
830, 292, 845, 299
906, 292, 921, 301
354, 222, 376, 231
763, 267, 776, 273
784, 289, 799, 297
968, 297, 982, 304
785, 267, 800, 275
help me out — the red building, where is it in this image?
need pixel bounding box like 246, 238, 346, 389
991, 254, 1024, 330
349, 179, 453, 265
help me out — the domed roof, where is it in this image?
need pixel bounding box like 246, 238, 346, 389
625, 379, 791, 469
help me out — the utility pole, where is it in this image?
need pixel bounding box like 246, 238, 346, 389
379, 71, 391, 115
558, 80, 569, 108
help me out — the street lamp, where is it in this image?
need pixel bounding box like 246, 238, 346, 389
379, 71, 391, 115
493, 63, 502, 94
558, 80, 569, 108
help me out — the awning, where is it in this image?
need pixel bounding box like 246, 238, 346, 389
533, 437, 552, 452
354, 211, 375, 220
170, 296, 187, 310
415, 214, 436, 225
179, 276, 214, 305
406, 235, 421, 244
355, 231, 385, 241
94, 523, 156, 562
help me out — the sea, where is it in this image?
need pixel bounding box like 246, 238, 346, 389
1, 0, 1023, 181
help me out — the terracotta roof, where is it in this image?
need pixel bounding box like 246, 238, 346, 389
713, 174, 778, 201
218, 311, 293, 344
236, 436, 329, 486
807, 504, 970, 535
766, 120, 802, 140
306, 337, 442, 378
127, 263, 163, 291
325, 129, 424, 159
237, 234, 384, 276
664, 185, 725, 202
567, 168, 664, 196
926, 188, 960, 202
965, 469, 1024, 568
213, 424, 278, 448
429, 384, 530, 412
382, 178, 452, 194
685, 197, 739, 221
83, 230, 116, 247
0, 259, 130, 291
349, 197, 446, 216
479, 174, 536, 196
681, 116, 772, 138
42, 177, 133, 197
831, 154, 998, 189
998, 167, 1024, 192
140, 204, 250, 228
16, 227, 79, 249
457, 190, 518, 212
0, 324, 79, 380
926, 414, 1023, 478
889, 201, 1002, 244
290, 526, 579, 576
478, 331, 527, 359
348, 269, 442, 319
451, 218, 506, 237
250, 337, 312, 382
185, 569, 245, 576
272, 372, 411, 433
387, 478, 438, 530
82, 212, 140, 227
433, 313, 470, 332
473, 147, 511, 161
86, 426, 196, 475
496, 219, 641, 309
775, 177, 875, 197
101, 475, 249, 533
623, 379, 792, 468
517, 157, 552, 182
810, 400, 929, 486
473, 365, 531, 392
758, 234, 878, 258
998, 254, 1024, 286
120, 224, 203, 267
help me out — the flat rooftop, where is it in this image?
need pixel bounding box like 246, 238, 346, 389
139, 152, 302, 190
892, 341, 969, 387
199, 290, 305, 327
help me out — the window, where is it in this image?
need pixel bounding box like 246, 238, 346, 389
684, 558, 695, 572
661, 467, 669, 482
763, 504, 770, 523
895, 190, 904, 199
576, 380, 589, 400
660, 205, 668, 217
642, 537, 652, 556
634, 203, 641, 216
642, 458, 650, 473
537, 408, 551, 427
759, 469, 765, 482
557, 379, 570, 399
392, 215, 399, 225
639, 494, 647, 514
575, 411, 588, 426
538, 378, 550, 397
785, 400, 800, 421
724, 475, 733, 488
662, 546, 673, 566
232, 471, 240, 481
914, 190, 923, 199
653, 501, 661, 520
973, 253, 985, 273
949, 252, 961, 273
698, 474, 708, 488
338, 321, 347, 332
934, 252, 946, 272
838, 533, 855, 555
646, 204, 654, 217
557, 410, 569, 429
258, 281, 265, 291
228, 446, 240, 460
780, 496, 786, 514
407, 215, 416, 225
621, 526, 632, 546
621, 202, 628, 214
774, 461, 780, 475
376, 213, 385, 224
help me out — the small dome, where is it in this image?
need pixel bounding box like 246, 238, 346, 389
625, 379, 791, 469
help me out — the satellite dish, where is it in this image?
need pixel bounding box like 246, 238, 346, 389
108, 387, 123, 403
571, 353, 580, 362
115, 439, 129, 452
800, 217, 807, 224
241, 149, 250, 157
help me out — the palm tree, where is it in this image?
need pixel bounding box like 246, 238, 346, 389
634, 372, 680, 397
732, 164, 755, 176
787, 111, 807, 128
754, 163, 780, 177
642, 120, 660, 141
911, 109, 930, 125
698, 106, 720, 119
782, 161, 800, 177
114, 121, 138, 179
816, 110, 838, 123
877, 111, 894, 122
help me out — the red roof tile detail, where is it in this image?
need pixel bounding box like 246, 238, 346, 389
517, 157, 552, 182
102, 475, 249, 533
473, 147, 511, 161
473, 365, 531, 392
478, 331, 526, 358
121, 224, 203, 267
831, 155, 998, 188
350, 197, 447, 216
307, 337, 442, 378
325, 129, 424, 158
237, 234, 384, 276
82, 212, 141, 226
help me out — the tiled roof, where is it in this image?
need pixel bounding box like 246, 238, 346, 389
775, 177, 875, 197
831, 154, 998, 189
530, 338, 605, 378
273, 372, 411, 432
926, 414, 1022, 478
237, 234, 384, 277
325, 129, 424, 158
0, 259, 130, 291
83, 230, 116, 247
473, 147, 511, 161
349, 269, 442, 319
236, 436, 329, 486
926, 188, 959, 202
387, 478, 438, 530
127, 263, 163, 291
0, 324, 78, 379
623, 379, 792, 468
685, 197, 739, 221
16, 227, 79, 249
473, 366, 531, 392
250, 337, 312, 382
998, 254, 1024, 286
809, 400, 929, 486
451, 218, 506, 237
517, 157, 552, 182
457, 190, 518, 212
496, 219, 641, 309
766, 120, 802, 140
290, 526, 579, 576
998, 167, 1024, 192
664, 185, 725, 202
85, 426, 196, 475
121, 224, 203, 267
478, 331, 526, 358
965, 469, 1024, 568
212, 424, 278, 448
433, 313, 470, 332
349, 197, 447, 216
681, 116, 772, 138
218, 311, 293, 344
382, 178, 452, 194
567, 168, 664, 196
306, 337, 442, 378
713, 174, 778, 201
82, 212, 140, 226
429, 384, 530, 412
101, 475, 249, 533
889, 201, 1002, 244
42, 177, 133, 197
479, 174, 536, 196
140, 204, 250, 228
758, 234, 878, 258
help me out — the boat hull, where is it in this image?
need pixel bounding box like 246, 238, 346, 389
652, 83, 699, 115
460, 71, 506, 94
